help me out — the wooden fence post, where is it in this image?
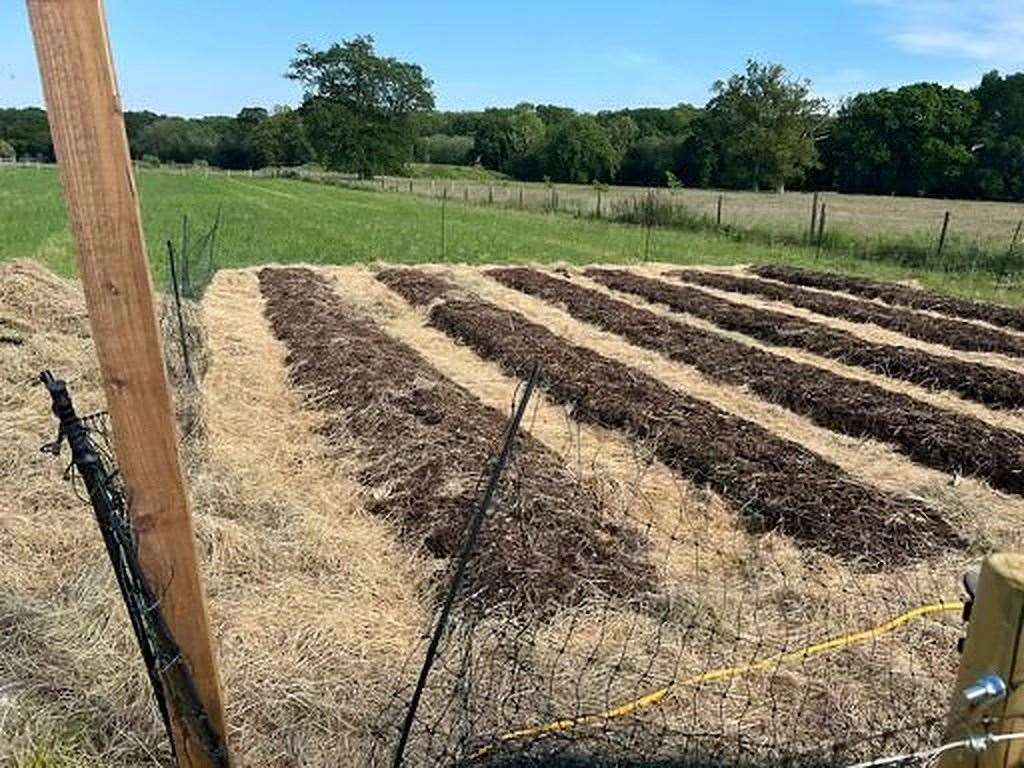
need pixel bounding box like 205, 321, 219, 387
809, 192, 819, 243
26, 2, 229, 765
816, 203, 828, 257
936, 210, 951, 261
941, 553, 1024, 767
441, 187, 447, 260
716, 195, 723, 228
1007, 219, 1022, 262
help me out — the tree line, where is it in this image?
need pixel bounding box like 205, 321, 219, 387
2, 36, 1022, 201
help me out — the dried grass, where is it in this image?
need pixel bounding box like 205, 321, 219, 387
3, 260, 1023, 766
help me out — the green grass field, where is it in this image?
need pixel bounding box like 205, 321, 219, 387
2, 166, 1021, 305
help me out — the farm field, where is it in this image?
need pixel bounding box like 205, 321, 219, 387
3, 165, 1024, 306
4, 254, 1024, 766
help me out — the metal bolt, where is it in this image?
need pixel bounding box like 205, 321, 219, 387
964, 674, 1008, 707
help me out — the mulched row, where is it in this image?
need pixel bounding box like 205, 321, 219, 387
378, 267, 964, 569
498, 267, 1024, 496
258, 266, 656, 612
582, 269, 1024, 411
753, 264, 1024, 334
669, 269, 1024, 359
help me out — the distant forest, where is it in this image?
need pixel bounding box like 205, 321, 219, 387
2, 36, 1022, 201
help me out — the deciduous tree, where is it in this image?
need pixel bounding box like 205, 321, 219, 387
288, 35, 435, 176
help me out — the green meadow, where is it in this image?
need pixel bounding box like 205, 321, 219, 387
2, 166, 1021, 305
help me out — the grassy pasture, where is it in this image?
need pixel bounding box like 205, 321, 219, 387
2, 165, 1022, 305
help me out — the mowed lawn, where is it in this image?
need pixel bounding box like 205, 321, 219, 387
2, 166, 1021, 304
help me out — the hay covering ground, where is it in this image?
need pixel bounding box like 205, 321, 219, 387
2, 261, 1024, 766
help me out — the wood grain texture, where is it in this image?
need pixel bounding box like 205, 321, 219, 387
25, 2, 228, 764
942, 553, 1024, 768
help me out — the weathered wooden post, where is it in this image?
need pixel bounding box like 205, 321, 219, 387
936, 210, 952, 262
26, 2, 229, 765
941, 553, 1024, 767
815, 202, 828, 257
716, 194, 724, 228
441, 186, 447, 260
1007, 220, 1022, 262
809, 191, 819, 243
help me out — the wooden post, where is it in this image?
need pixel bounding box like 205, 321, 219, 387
441, 187, 447, 260
519, 186, 524, 210
716, 194, 723, 228
596, 188, 602, 219
936, 210, 951, 261
463, 186, 468, 203
816, 203, 828, 257
26, 2, 229, 766
487, 185, 493, 205
1007, 219, 1022, 261
809, 191, 819, 243
941, 553, 1024, 768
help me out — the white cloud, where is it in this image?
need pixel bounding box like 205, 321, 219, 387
859, 0, 1024, 66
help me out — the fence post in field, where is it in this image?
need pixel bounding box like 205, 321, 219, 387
519, 186, 524, 210
441, 187, 447, 260
1007, 219, 1022, 262
488, 185, 493, 205
716, 194, 724, 228
25, 1, 229, 765
596, 188, 602, 219
809, 192, 819, 243
816, 203, 828, 257
936, 210, 951, 261
940, 553, 1024, 768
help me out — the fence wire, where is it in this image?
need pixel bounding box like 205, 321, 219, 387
355, 392, 969, 768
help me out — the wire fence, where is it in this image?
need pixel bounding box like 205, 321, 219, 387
359, 471, 968, 767
6, 159, 1024, 275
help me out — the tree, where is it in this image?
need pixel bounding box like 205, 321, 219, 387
135, 117, 219, 164
288, 35, 435, 176
969, 71, 1024, 200
539, 115, 620, 183
419, 133, 473, 165
252, 106, 314, 167
0, 139, 14, 161
826, 83, 977, 197
0, 107, 54, 160
471, 106, 546, 171
704, 60, 826, 192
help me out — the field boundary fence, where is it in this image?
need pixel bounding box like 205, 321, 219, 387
6, 159, 1024, 277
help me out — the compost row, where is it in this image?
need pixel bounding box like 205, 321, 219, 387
502, 267, 1024, 496
608, 270, 1024, 411
377, 267, 962, 568
258, 267, 656, 611
584, 269, 1024, 411
669, 269, 1024, 359
754, 264, 1024, 333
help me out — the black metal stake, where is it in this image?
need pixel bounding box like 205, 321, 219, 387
167, 240, 195, 386
390, 363, 541, 768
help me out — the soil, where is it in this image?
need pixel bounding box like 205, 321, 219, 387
378, 268, 964, 568
258, 267, 656, 612
578, 268, 1024, 411
498, 268, 1024, 496
670, 270, 1024, 359
754, 264, 1024, 334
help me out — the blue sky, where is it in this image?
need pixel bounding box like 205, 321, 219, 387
2, 1, 1023, 116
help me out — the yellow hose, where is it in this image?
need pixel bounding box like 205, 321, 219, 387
470, 601, 963, 760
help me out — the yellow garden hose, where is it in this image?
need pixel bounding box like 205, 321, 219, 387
470, 600, 963, 760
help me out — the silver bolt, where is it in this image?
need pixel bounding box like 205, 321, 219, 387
963, 674, 1008, 707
